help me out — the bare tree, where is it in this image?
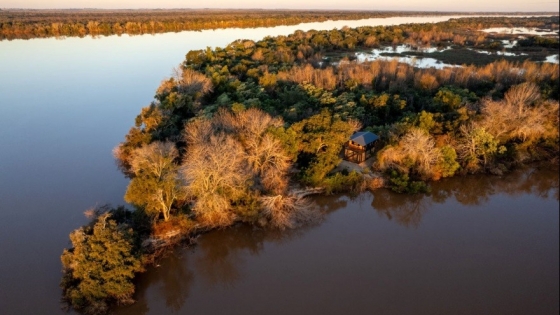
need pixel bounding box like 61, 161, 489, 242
183, 118, 213, 146
478, 99, 512, 141
277, 64, 337, 90
164, 66, 213, 97
246, 133, 291, 194
181, 109, 301, 226
480, 83, 558, 146
211, 108, 291, 193
213, 107, 283, 140
182, 134, 249, 226
125, 141, 182, 221
347, 119, 363, 133
178, 68, 213, 95
400, 128, 441, 178
456, 124, 501, 170
376, 128, 440, 179
259, 194, 318, 229
504, 82, 540, 114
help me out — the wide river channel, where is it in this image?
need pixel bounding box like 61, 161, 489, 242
0, 15, 558, 315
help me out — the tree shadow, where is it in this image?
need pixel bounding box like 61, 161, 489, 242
370, 165, 558, 228
113, 247, 194, 315
193, 220, 320, 288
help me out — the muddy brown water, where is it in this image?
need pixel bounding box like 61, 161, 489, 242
115, 166, 559, 315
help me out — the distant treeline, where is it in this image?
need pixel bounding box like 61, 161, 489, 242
0, 9, 557, 40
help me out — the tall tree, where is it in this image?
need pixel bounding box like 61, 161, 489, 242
125, 141, 182, 221
61, 212, 143, 314
182, 133, 249, 226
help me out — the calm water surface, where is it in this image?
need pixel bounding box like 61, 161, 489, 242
0, 15, 558, 315
112, 167, 558, 315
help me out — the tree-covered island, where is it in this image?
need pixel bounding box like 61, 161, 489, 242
61, 16, 559, 314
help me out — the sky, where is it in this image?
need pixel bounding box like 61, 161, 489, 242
1, 0, 559, 12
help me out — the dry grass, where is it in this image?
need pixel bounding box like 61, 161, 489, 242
376, 145, 407, 173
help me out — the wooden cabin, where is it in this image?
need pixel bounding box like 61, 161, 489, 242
343, 131, 379, 163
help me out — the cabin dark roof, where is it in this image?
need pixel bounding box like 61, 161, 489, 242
349, 131, 379, 146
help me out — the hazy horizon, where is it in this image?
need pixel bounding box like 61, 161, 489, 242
1, 0, 559, 12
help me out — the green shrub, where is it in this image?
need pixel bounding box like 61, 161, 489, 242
61, 212, 144, 315
388, 169, 409, 193
321, 171, 364, 194
388, 169, 430, 194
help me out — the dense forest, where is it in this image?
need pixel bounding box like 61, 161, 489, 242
61, 16, 559, 314
0, 9, 556, 40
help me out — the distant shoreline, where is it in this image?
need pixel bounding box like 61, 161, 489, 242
1, 10, 557, 41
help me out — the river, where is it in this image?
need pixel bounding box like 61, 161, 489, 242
114, 167, 559, 315
0, 15, 558, 315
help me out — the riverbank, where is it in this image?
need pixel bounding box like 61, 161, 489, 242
112, 165, 558, 315
2, 9, 555, 40
61, 156, 559, 313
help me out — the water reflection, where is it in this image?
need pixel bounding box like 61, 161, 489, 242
156, 253, 193, 311
118, 222, 322, 314
372, 193, 428, 227
482, 27, 559, 35
194, 228, 259, 288
545, 54, 559, 64
114, 166, 558, 315
118, 250, 193, 314
356, 44, 459, 69
468, 48, 528, 56
371, 165, 559, 228
313, 196, 348, 214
